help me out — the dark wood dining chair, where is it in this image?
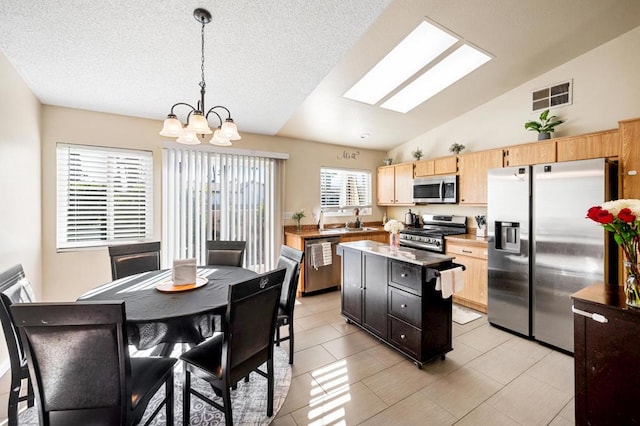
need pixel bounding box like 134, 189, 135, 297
108, 241, 161, 280
0, 265, 35, 426
10, 301, 177, 426
274, 245, 304, 364
180, 267, 286, 426
205, 240, 246, 267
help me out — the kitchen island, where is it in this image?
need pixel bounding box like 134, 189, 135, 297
337, 240, 460, 368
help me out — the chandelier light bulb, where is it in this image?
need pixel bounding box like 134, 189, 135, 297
176, 129, 200, 145
220, 119, 241, 140
159, 115, 183, 137
211, 129, 232, 146
186, 112, 213, 135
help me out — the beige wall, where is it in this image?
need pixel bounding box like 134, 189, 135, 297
41, 107, 387, 302
0, 51, 42, 369
387, 26, 640, 224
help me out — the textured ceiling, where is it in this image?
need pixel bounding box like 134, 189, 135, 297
1, 0, 639, 151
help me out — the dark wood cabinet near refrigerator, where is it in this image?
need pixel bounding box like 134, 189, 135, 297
572, 283, 640, 425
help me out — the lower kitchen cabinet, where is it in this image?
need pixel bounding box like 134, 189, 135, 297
572, 284, 640, 425
446, 237, 488, 313
338, 244, 453, 368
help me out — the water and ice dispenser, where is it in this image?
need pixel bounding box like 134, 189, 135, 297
494, 221, 520, 252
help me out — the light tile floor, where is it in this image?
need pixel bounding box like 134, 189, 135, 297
0, 290, 575, 425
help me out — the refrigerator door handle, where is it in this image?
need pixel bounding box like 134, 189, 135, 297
572, 305, 608, 323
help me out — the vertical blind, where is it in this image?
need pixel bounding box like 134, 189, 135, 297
320, 167, 371, 212
162, 148, 280, 272
56, 144, 153, 249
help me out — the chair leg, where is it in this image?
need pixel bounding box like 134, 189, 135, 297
183, 370, 191, 426
166, 371, 174, 426
26, 377, 35, 407
267, 357, 274, 417
222, 385, 233, 426
275, 325, 281, 346
8, 388, 19, 426
288, 322, 295, 364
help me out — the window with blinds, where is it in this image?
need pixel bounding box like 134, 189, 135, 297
320, 167, 372, 215
56, 144, 153, 249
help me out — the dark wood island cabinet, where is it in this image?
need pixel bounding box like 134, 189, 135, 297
338, 240, 461, 368
572, 283, 640, 425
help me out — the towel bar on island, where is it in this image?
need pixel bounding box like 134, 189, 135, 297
433, 264, 465, 277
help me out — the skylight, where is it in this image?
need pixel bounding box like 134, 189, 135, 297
344, 20, 492, 113
343, 21, 457, 105
381, 44, 491, 113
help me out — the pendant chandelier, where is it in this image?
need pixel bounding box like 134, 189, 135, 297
159, 8, 241, 146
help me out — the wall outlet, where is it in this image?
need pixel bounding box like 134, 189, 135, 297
284, 211, 293, 220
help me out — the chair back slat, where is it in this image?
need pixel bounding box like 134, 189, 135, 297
277, 246, 304, 311
0, 265, 35, 365
225, 268, 285, 374
109, 242, 161, 280
206, 240, 246, 267
10, 302, 129, 424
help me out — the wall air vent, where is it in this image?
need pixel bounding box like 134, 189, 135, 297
531, 79, 572, 111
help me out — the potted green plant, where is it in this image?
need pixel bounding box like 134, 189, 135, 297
449, 143, 465, 154
524, 109, 565, 140
411, 148, 423, 160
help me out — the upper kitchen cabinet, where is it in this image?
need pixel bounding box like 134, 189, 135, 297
377, 163, 414, 206
556, 129, 619, 162
620, 117, 640, 199
504, 140, 556, 166
457, 149, 503, 205
414, 156, 457, 178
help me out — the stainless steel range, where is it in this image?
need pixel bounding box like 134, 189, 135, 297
399, 214, 467, 253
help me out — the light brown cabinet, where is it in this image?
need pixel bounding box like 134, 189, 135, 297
457, 149, 503, 205
446, 239, 488, 313
504, 140, 556, 166
377, 163, 414, 205
556, 129, 619, 162
414, 156, 457, 178
620, 118, 640, 199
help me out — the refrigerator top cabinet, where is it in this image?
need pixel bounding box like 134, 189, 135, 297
487, 166, 532, 337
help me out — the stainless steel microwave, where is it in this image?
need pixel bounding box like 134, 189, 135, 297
413, 175, 457, 204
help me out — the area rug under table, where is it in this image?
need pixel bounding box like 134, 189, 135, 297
452, 304, 483, 325
18, 346, 292, 425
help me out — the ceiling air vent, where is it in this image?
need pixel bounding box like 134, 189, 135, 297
531, 79, 572, 111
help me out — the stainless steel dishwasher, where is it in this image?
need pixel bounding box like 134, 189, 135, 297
303, 237, 340, 294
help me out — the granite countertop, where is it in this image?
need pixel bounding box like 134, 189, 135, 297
445, 233, 489, 245
285, 226, 386, 239
337, 240, 454, 267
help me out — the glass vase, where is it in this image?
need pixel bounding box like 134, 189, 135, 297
296, 219, 302, 232
624, 260, 640, 308
389, 233, 400, 250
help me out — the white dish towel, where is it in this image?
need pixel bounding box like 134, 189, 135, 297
310, 244, 324, 270
321, 242, 332, 266
435, 267, 464, 299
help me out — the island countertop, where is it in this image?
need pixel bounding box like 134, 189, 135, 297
337, 240, 454, 267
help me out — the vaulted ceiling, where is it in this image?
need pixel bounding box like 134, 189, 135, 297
1, 0, 639, 150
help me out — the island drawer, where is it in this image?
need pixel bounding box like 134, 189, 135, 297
388, 287, 421, 327
389, 261, 422, 295
388, 317, 421, 359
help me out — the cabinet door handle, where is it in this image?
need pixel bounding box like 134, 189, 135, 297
572, 305, 608, 323
400, 304, 407, 308
401, 273, 408, 277
462, 249, 472, 253
400, 334, 406, 339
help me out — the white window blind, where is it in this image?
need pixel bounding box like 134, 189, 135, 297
320, 167, 372, 215
162, 148, 282, 272
56, 144, 153, 249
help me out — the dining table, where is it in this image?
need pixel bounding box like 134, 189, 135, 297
78, 266, 257, 351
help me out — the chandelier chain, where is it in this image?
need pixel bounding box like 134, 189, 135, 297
200, 22, 206, 92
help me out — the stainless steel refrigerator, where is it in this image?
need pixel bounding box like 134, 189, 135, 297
487, 158, 616, 352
